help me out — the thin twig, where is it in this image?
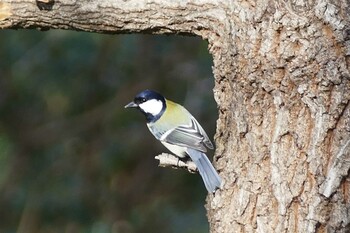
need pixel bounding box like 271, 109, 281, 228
155, 153, 198, 174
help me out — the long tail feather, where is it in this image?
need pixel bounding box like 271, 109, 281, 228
186, 148, 222, 193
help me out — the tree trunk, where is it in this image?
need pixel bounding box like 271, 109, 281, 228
1, 0, 349, 232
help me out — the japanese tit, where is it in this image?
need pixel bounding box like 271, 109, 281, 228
125, 90, 222, 193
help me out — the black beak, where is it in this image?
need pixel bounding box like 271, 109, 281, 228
124, 101, 138, 108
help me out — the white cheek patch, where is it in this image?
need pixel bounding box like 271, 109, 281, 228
139, 99, 163, 115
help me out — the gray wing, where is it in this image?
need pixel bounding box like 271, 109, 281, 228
162, 117, 213, 152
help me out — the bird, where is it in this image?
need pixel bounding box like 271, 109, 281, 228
125, 90, 222, 193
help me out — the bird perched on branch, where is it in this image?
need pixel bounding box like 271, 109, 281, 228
125, 90, 222, 193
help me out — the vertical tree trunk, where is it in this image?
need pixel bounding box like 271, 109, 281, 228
209, 1, 350, 232
1, 0, 349, 232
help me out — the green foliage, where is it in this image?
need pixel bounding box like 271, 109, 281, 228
0, 29, 216, 233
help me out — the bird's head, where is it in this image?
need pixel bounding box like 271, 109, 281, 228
125, 90, 166, 122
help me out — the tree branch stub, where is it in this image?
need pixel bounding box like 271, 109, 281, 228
155, 153, 198, 174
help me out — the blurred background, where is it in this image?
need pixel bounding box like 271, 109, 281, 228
0, 30, 217, 233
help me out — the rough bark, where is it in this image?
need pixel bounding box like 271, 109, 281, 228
1, 0, 349, 232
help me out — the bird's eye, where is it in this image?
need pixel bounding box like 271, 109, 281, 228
141, 98, 146, 103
